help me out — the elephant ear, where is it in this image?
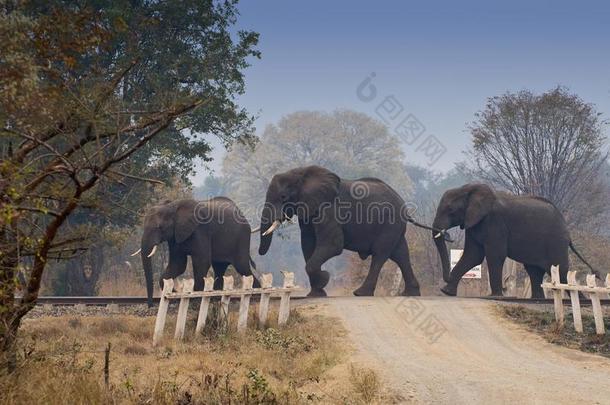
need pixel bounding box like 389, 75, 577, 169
298, 166, 340, 217
174, 200, 199, 244
464, 184, 495, 229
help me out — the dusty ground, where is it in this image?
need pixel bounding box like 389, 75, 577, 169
308, 296, 610, 404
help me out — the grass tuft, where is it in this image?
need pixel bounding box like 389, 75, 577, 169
349, 364, 381, 403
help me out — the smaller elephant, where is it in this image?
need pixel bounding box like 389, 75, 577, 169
432, 183, 596, 298
138, 197, 259, 307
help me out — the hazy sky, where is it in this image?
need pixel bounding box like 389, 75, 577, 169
191, 0, 610, 185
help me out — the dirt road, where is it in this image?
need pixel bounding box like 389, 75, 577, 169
318, 297, 610, 404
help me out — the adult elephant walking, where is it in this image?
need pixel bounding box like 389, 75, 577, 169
137, 197, 259, 307
258, 165, 421, 297
432, 183, 597, 298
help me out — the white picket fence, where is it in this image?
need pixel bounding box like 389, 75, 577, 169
541, 266, 610, 335
153, 272, 301, 346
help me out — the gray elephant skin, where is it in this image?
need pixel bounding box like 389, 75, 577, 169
258, 165, 421, 297
140, 197, 259, 307
433, 183, 595, 298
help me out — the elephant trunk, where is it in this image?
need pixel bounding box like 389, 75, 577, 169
433, 217, 451, 283
434, 232, 451, 283
258, 201, 282, 256
140, 235, 157, 307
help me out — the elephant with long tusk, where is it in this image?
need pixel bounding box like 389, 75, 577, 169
138, 197, 260, 307
258, 165, 421, 297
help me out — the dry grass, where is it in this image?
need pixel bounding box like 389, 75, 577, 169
499, 305, 610, 358
96, 270, 147, 296
349, 365, 381, 403
0, 303, 358, 404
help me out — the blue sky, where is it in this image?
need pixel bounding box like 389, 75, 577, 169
191, 0, 610, 185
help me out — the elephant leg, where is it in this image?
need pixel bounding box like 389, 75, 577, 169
305, 244, 342, 297
304, 224, 342, 297
159, 250, 188, 291
390, 237, 420, 296
441, 236, 484, 296
191, 253, 211, 292
525, 264, 545, 299
485, 254, 506, 296
211, 261, 229, 290
353, 254, 389, 296
233, 255, 261, 288
300, 222, 316, 262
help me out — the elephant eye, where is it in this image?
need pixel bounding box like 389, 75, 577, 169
280, 194, 288, 202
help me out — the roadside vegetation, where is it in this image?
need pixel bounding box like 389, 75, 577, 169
0, 305, 394, 404
499, 305, 610, 358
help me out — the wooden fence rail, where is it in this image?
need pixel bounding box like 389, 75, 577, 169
153, 272, 301, 346
542, 266, 610, 335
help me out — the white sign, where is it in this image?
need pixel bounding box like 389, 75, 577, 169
450, 249, 481, 279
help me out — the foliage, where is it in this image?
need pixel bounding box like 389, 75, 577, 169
0, 0, 259, 364
466, 87, 609, 227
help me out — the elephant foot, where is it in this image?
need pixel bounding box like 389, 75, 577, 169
307, 288, 327, 297
308, 270, 330, 290
440, 284, 457, 296
488, 290, 503, 297
353, 286, 375, 296
401, 286, 421, 296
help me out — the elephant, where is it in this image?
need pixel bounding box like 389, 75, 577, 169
137, 197, 259, 307
258, 165, 421, 297
432, 183, 597, 298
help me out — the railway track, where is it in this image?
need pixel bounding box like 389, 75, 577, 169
32, 295, 610, 306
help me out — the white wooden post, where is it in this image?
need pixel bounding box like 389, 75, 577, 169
521, 276, 531, 299
278, 271, 295, 326
567, 271, 583, 333
174, 279, 194, 340
550, 266, 564, 327
153, 278, 174, 346
258, 273, 273, 328
237, 276, 254, 332
220, 275, 234, 320
195, 276, 215, 334
605, 274, 610, 300
586, 274, 605, 335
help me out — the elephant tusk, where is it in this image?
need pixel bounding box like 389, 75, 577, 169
434, 229, 445, 239
147, 245, 158, 258
262, 220, 281, 236
251, 226, 260, 233
130, 248, 142, 257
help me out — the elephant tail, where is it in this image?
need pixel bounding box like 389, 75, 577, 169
569, 241, 600, 278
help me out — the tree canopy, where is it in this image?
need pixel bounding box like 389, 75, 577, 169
0, 0, 258, 364
467, 87, 608, 226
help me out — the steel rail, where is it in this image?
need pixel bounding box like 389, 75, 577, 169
29, 295, 610, 306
